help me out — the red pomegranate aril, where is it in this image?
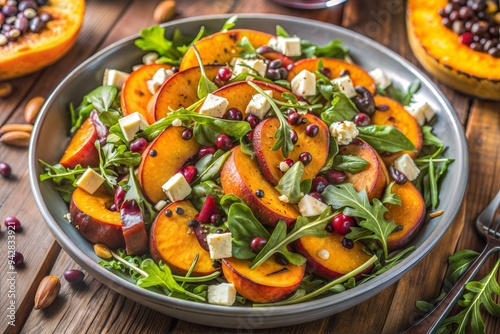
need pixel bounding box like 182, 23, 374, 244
245, 114, 260, 129
325, 223, 334, 233
319, 67, 332, 78
129, 138, 148, 153
325, 170, 347, 184
244, 130, 254, 143
305, 124, 319, 137
181, 128, 193, 140
5, 216, 21, 230
284, 159, 294, 167
216, 134, 233, 151
339, 69, 350, 77
459, 32, 473, 46
250, 237, 268, 252
198, 146, 216, 159
12, 251, 24, 268
353, 113, 371, 126
64, 269, 85, 285
180, 165, 197, 183
210, 214, 223, 226
0, 162, 12, 177
227, 108, 243, 121
299, 152, 312, 165
287, 112, 301, 125
290, 129, 298, 144
312, 176, 329, 193
309, 191, 323, 201
217, 66, 232, 81
332, 213, 356, 235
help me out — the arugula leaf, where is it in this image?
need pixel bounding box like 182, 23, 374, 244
237, 36, 257, 58
275, 161, 304, 204
358, 125, 417, 153
137, 259, 205, 301
422, 125, 444, 148
134, 25, 183, 64
358, 246, 414, 284
221, 15, 238, 32
276, 25, 290, 37
377, 79, 421, 106
122, 168, 157, 222
444, 249, 479, 292
322, 183, 397, 259
39, 160, 86, 185
96, 142, 141, 189
192, 45, 218, 99
382, 182, 402, 206
332, 155, 369, 173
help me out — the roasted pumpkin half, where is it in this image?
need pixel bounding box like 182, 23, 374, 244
0, 0, 85, 80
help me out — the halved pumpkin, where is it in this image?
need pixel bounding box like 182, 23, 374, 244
0, 0, 85, 80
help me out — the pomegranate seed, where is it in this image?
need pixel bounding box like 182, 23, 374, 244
284, 159, 294, 167
342, 237, 354, 249
245, 114, 260, 129
309, 192, 323, 201
290, 129, 298, 144
64, 269, 85, 285
210, 214, 223, 226
4, 216, 21, 230
181, 128, 193, 140
331, 213, 356, 235
353, 113, 371, 126
12, 251, 24, 268
389, 166, 408, 185
180, 165, 197, 183
305, 124, 319, 137
376, 104, 389, 111
339, 69, 350, 77
269, 59, 282, 69
109, 204, 117, 212
129, 138, 148, 153
299, 152, 312, 165
459, 32, 473, 46
256, 45, 273, 54
215, 134, 233, 151
319, 67, 332, 78
325, 170, 347, 184
287, 112, 301, 125
250, 237, 268, 252
198, 146, 216, 159
325, 223, 334, 233
244, 130, 254, 143
227, 108, 243, 120
217, 66, 232, 81
312, 176, 329, 193
0, 162, 11, 178
286, 63, 294, 71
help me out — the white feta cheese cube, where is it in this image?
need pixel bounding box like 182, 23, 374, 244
154, 200, 167, 211
162, 173, 192, 202
267, 37, 278, 49
331, 75, 357, 98
405, 101, 436, 126
118, 112, 149, 141
207, 283, 236, 306
146, 80, 157, 95
152, 68, 174, 86
244, 90, 273, 119
142, 52, 158, 65
368, 68, 391, 89
206, 232, 232, 260
329, 121, 358, 145
276, 36, 301, 57
393, 154, 420, 181
76, 168, 105, 194
199, 93, 229, 118
291, 69, 316, 97
232, 58, 267, 77
102, 69, 129, 88
298, 194, 328, 217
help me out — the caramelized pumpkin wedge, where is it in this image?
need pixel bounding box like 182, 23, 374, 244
0, 0, 85, 80
59, 117, 99, 168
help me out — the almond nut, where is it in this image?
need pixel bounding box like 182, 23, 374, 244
0, 82, 13, 98
153, 0, 176, 23
0, 131, 31, 147
0, 123, 34, 135
24, 96, 45, 124
34, 276, 61, 310
94, 243, 112, 259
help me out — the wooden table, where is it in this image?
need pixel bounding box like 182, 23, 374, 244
1, 0, 499, 333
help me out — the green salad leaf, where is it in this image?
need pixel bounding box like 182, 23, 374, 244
377, 79, 421, 106
358, 125, 417, 153
275, 161, 304, 204
332, 155, 369, 173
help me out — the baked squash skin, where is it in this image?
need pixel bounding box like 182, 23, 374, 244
0, 0, 85, 80
407, 0, 500, 100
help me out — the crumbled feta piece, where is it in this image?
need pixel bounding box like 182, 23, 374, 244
232, 58, 267, 77
331, 75, 357, 98
162, 173, 192, 202
291, 69, 316, 97
244, 90, 273, 119
142, 52, 158, 65
329, 121, 358, 146
102, 69, 129, 88
317, 249, 330, 260
199, 93, 229, 118
76, 168, 105, 194
279, 161, 290, 172
276, 36, 301, 56
206, 232, 232, 260
405, 101, 436, 126
298, 194, 328, 217
267, 37, 278, 49
172, 118, 183, 127
154, 200, 167, 211
393, 154, 420, 181
368, 68, 391, 89
278, 195, 290, 203
146, 68, 174, 94
207, 283, 236, 306
118, 112, 149, 141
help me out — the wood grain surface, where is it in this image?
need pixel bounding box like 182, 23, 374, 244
1, 0, 499, 333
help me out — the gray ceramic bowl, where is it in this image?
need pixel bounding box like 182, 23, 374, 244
29, 14, 468, 329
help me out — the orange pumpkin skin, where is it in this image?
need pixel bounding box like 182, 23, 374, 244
0, 0, 85, 80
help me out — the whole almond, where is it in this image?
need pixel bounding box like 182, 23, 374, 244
0, 82, 13, 98
24, 96, 45, 124
0, 131, 31, 147
0, 124, 34, 135
34, 276, 61, 310
153, 0, 176, 23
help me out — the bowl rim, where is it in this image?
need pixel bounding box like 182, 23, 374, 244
29, 13, 469, 326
